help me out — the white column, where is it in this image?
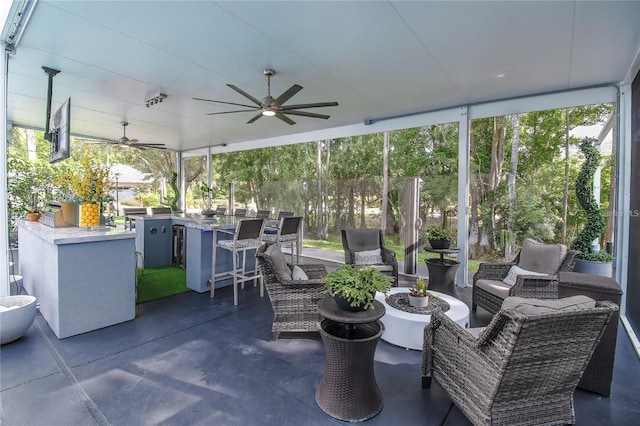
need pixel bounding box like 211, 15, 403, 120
456, 107, 470, 287
1, 50, 9, 296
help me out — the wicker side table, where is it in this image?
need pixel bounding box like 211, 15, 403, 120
316, 296, 385, 422
558, 271, 622, 396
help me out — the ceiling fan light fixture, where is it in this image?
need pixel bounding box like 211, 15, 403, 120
262, 109, 276, 117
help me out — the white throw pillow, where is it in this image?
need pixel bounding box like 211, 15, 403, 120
502, 265, 546, 286
291, 265, 309, 281
354, 249, 383, 265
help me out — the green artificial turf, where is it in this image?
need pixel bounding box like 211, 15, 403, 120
136, 266, 189, 303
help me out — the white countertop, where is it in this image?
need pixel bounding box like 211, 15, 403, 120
17, 220, 135, 245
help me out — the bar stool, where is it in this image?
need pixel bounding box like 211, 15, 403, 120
211, 218, 265, 305
263, 216, 302, 263
214, 206, 227, 215
234, 208, 249, 217
256, 209, 272, 219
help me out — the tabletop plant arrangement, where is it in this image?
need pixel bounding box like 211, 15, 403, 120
422, 225, 454, 249
64, 153, 112, 227
324, 264, 393, 312
408, 277, 437, 308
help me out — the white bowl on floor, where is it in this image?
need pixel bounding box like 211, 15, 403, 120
0, 295, 37, 345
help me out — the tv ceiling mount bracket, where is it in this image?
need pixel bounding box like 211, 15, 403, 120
42, 66, 60, 142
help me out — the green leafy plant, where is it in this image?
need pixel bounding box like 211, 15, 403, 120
8, 156, 48, 215
422, 226, 453, 242
571, 137, 611, 262
324, 264, 392, 310
579, 251, 613, 262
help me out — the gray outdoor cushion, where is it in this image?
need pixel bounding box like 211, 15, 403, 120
354, 249, 383, 265
345, 229, 380, 252
501, 295, 596, 316
265, 244, 292, 280
475, 279, 511, 299
518, 238, 567, 275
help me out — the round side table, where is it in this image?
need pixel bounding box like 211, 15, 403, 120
316, 296, 385, 422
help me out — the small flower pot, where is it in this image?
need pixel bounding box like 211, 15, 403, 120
27, 213, 40, 222
429, 239, 451, 249
408, 295, 429, 308
334, 294, 366, 312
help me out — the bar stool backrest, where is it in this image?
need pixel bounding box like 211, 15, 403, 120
215, 206, 227, 215
235, 218, 265, 241
256, 209, 272, 219
280, 216, 302, 237
277, 211, 295, 219
234, 208, 249, 217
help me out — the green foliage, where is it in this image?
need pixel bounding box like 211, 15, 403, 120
579, 251, 613, 262
324, 264, 392, 310
163, 172, 181, 212
421, 225, 453, 242
571, 137, 606, 256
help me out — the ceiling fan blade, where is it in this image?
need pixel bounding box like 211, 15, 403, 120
227, 84, 263, 106
281, 101, 339, 110
284, 110, 331, 120
136, 145, 166, 150
193, 98, 258, 109
247, 113, 263, 124
207, 109, 259, 116
275, 84, 303, 106
275, 112, 296, 125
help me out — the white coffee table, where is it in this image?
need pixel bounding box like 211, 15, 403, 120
374, 288, 470, 350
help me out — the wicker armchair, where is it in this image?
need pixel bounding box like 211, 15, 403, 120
422, 296, 618, 426
341, 229, 398, 286
472, 238, 578, 314
256, 244, 327, 339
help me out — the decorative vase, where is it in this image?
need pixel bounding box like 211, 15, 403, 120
80, 202, 101, 227
334, 294, 366, 312
408, 295, 429, 308
429, 239, 451, 249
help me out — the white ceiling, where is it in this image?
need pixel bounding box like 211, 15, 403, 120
3, 1, 640, 153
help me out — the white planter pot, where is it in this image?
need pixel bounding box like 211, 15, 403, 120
408, 295, 429, 308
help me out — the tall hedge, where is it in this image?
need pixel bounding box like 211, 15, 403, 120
570, 137, 605, 255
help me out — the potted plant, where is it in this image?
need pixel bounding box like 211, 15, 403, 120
422, 226, 454, 249
570, 137, 613, 277
7, 156, 47, 222
200, 181, 216, 216
324, 264, 393, 311
408, 277, 437, 308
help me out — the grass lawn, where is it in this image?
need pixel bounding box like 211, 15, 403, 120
303, 235, 481, 273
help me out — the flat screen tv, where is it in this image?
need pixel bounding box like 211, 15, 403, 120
49, 97, 70, 163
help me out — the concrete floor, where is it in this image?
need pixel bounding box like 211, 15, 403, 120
1, 250, 639, 425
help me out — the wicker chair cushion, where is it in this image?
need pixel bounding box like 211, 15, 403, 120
291, 265, 309, 281
518, 238, 568, 275
475, 279, 511, 299
503, 265, 547, 286
265, 245, 292, 280
502, 295, 596, 315
354, 249, 383, 265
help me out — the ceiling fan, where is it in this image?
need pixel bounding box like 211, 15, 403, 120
116, 122, 165, 150
193, 69, 339, 125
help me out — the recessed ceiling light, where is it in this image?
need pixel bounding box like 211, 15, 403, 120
496, 73, 506, 78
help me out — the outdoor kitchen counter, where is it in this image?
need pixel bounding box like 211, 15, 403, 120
172, 215, 244, 293
17, 220, 136, 339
